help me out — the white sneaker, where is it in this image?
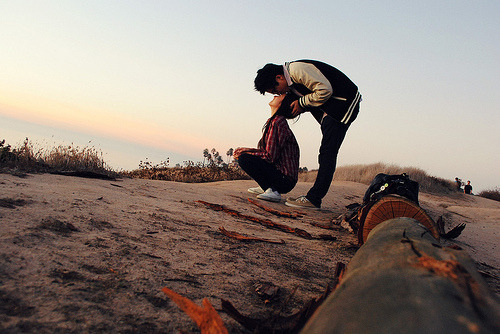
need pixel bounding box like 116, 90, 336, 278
256, 188, 281, 202
248, 186, 265, 194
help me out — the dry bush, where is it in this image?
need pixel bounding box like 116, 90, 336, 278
1, 139, 44, 171
42, 145, 109, 173
478, 188, 500, 202
125, 161, 250, 183
125, 147, 249, 183
299, 162, 456, 195
1, 138, 116, 177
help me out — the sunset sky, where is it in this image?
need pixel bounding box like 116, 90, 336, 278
1, 1, 498, 192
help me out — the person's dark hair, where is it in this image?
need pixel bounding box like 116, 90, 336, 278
254, 63, 284, 95
274, 93, 298, 119
259, 93, 299, 148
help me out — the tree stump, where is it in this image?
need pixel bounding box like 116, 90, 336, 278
301, 218, 500, 334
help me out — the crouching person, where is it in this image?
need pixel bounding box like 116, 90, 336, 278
234, 93, 300, 203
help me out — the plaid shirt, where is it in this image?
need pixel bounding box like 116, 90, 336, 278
250, 115, 300, 182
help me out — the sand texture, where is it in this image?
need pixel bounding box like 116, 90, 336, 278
1, 173, 498, 333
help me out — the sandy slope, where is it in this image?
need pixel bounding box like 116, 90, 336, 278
418, 192, 500, 269
0, 173, 498, 333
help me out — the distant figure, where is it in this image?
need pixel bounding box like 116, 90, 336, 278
455, 177, 462, 191
464, 181, 473, 195
234, 93, 300, 203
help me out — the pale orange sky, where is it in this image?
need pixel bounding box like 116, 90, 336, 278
0, 91, 223, 157
1, 1, 499, 192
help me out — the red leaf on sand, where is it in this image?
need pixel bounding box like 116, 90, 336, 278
161, 287, 228, 334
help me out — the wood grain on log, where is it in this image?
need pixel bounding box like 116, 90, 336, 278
302, 218, 500, 334
358, 195, 439, 244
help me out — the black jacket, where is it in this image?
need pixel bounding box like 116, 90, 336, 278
285, 60, 361, 124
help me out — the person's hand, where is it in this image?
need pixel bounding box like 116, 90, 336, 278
234, 147, 259, 159
233, 147, 246, 159
290, 100, 304, 117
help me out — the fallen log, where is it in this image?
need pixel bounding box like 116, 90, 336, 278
301, 218, 500, 333
357, 195, 439, 244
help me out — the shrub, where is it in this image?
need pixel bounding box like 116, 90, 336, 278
124, 158, 249, 183
0, 140, 16, 163
0, 138, 116, 177
300, 162, 457, 195
478, 188, 500, 202
125, 164, 249, 183
125, 147, 249, 183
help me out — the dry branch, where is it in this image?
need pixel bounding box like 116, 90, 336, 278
161, 287, 228, 334
309, 222, 334, 229
218, 227, 285, 244
332, 262, 346, 289
222, 285, 331, 333
437, 216, 466, 239
196, 200, 313, 239
247, 198, 303, 218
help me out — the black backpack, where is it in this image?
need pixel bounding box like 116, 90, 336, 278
363, 173, 419, 205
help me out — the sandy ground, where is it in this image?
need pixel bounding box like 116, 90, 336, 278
0, 173, 498, 333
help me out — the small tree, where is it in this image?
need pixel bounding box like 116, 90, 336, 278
208, 148, 222, 167
201, 148, 233, 168
226, 148, 234, 164
216, 155, 223, 166
202, 148, 209, 167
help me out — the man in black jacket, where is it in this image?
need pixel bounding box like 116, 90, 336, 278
464, 181, 473, 195
254, 60, 361, 209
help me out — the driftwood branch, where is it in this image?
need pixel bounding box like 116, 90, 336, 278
309, 222, 335, 229
222, 285, 331, 333
331, 262, 346, 289
437, 215, 466, 239
197, 200, 314, 239
218, 227, 285, 244
161, 287, 228, 333
247, 198, 303, 218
